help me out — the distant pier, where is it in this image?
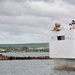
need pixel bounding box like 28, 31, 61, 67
0, 54, 51, 60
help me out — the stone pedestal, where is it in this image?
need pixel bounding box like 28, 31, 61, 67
54, 58, 75, 70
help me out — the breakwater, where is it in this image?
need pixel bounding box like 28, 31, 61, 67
0, 54, 50, 60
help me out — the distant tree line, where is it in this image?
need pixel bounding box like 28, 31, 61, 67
0, 46, 49, 53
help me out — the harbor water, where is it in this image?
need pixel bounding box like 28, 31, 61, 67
0, 52, 75, 75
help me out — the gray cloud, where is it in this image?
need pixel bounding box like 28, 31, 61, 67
0, 0, 69, 16
63, 0, 75, 5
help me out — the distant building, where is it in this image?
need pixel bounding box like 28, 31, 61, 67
0, 48, 5, 52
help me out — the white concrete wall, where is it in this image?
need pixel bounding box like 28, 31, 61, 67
50, 29, 75, 58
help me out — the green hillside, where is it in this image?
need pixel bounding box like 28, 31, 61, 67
0, 43, 49, 52
0, 43, 49, 48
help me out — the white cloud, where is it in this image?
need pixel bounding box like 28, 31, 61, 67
0, 0, 75, 44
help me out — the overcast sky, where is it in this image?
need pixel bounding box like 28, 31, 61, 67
0, 0, 75, 44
